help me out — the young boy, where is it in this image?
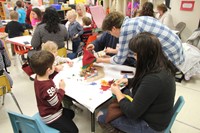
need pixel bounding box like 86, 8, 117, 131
81, 16, 93, 44
66, 9, 83, 55
15, 0, 26, 24
5, 10, 25, 56
29, 50, 78, 133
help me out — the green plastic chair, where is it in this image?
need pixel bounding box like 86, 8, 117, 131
7, 111, 60, 133
164, 96, 185, 133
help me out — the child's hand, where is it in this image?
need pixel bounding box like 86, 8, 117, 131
55, 65, 64, 72
86, 44, 94, 51
73, 34, 79, 39
67, 61, 73, 67
59, 79, 65, 90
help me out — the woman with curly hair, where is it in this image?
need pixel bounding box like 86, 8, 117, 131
31, 6, 68, 50
139, 2, 155, 18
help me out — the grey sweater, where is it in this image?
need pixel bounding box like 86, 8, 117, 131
31, 23, 69, 50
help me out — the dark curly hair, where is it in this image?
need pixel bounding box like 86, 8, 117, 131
139, 2, 155, 17
39, 6, 60, 33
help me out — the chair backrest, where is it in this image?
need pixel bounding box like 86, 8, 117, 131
8, 111, 60, 133
175, 22, 186, 34
0, 75, 11, 95
14, 44, 30, 55
8, 111, 45, 133
57, 47, 67, 57
164, 96, 185, 133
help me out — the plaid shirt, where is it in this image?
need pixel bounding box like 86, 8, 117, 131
111, 16, 185, 67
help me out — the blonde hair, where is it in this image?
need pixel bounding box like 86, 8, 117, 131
66, 9, 77, 19
76, 3, 86, 16
41, 41, 58, 53
10, 11, 18, 20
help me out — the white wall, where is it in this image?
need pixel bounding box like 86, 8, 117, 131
171, 0, 200, 42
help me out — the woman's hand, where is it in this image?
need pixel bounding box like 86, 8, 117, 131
110, 83, 121, 95
111, 83, 125, 102
114, 78, 128, 86
59, 79, 65, 90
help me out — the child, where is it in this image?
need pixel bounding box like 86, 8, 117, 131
41, 41, 73, 69
5, 10, 25, 56
42, 41, 74, 109
81, 16, 93, 44
30, 7, 42, 28
29, 50, 78, 133
66, 9, 83, 55
15, 0, 26, 24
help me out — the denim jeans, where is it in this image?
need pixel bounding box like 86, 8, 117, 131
98, 109, 164, 133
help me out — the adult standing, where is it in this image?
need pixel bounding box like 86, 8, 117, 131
76, 3, 91, 26
31, 7, 68, 50
88, 11, 184, 68
157, 3, 175, 30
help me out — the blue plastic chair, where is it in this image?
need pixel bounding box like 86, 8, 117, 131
7, 111, 60, 133
164, 96, 185, 133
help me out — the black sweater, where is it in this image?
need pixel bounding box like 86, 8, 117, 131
5, 21, 24, 38
119, 70, 176, 131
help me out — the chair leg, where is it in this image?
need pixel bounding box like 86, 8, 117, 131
10, 92, 23, 114
1, 86, 6, 105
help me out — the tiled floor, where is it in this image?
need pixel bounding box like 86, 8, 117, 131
1, 45, 200, 133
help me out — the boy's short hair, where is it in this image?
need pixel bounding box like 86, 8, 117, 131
102, 11, 124, 31
10, 11, 18, 20
30, 51, 55, 76
66, 9, 77, 19
41, 41, 58, 53
82, 16, 92, 26
16, 0, 22, 8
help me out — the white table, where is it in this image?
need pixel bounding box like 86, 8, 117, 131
6, 35, 32, 46
53, 57, 135, 132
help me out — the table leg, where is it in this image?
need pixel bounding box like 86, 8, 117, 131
91, 111, 95, 133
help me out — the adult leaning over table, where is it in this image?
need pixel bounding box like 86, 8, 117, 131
30, 6, 68, 57
87, 11, 184, 69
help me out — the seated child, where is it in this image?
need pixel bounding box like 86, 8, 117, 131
81, 16, 93, 44
41, 41, 73, 71
42, 41, 74, 108
5, 10, 25, 56
66, 9, 83, 55
87, 31, 119, 57
29, 50, 78, 133
30, 7, 42, 29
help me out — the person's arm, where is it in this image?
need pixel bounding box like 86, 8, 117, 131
76, 22, 84, 37
41, 82, 65, 108
110, 25, 133, 64
19, 23, 25, 33
93, 32, 107, 52
31, 25, 42, 49
5, 25, 8, 33
119, 75, 161, 120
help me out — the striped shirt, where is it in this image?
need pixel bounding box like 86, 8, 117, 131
34, 77, 65, 124
111, 16, 185, 67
